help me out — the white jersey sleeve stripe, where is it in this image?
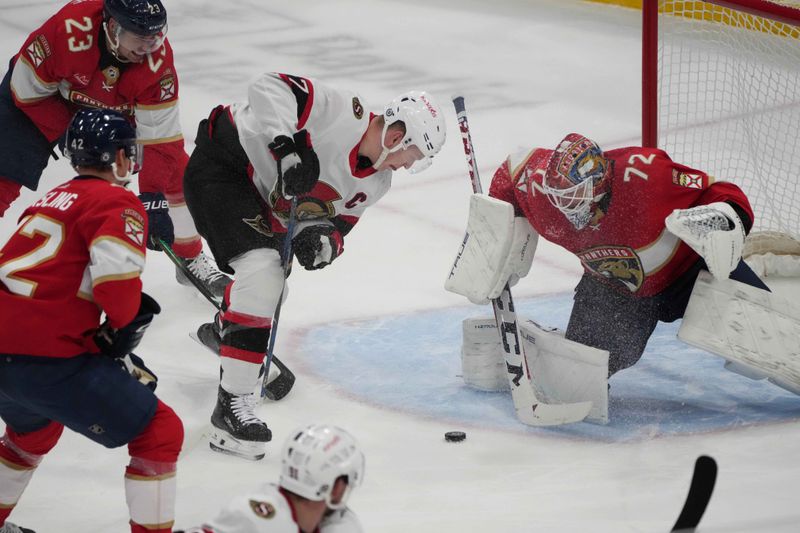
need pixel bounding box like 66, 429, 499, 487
135, 101, 184, 143
88, 236, 145, 288
10, 57, 58, 103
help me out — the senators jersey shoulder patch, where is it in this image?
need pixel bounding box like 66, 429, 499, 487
248, 499, 276, 520
352, 96, 363, 119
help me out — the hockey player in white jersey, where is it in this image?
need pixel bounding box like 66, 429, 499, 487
176, 424, 365, 533
182, 72, 446, 460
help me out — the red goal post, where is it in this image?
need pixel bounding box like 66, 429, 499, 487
642, 0, 800, 275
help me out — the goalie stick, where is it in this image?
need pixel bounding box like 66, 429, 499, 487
158, 238, 296, 401
452, 96, 592, 426
671, 455, 717, 531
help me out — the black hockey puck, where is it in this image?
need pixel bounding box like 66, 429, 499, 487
444, 431, 466, 442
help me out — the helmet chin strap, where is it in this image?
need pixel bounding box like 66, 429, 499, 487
111, 161, 133, 184
103, 21, 135, 64
371, 121, 404, 170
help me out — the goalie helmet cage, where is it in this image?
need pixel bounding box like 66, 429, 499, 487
642, 0, 800, 257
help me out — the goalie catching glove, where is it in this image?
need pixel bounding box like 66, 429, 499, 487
445, 194, 538, 305
268, 129, 320, 196
292, 222, 343, 270
665, 201, 746, 280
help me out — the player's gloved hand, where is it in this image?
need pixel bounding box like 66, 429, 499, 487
268, 129, 320, 196
138, 192, 174, 251
664, 201, 746, 280
293, 224, 343, 270
95, 293, 161, 357
118, 353, 158, 391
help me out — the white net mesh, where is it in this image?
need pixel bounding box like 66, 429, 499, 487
657, 0, 800, 243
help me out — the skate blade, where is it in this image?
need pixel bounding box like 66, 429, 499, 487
208, 429, 267, 461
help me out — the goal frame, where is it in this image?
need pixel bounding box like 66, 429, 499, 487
642, 0, 800, 148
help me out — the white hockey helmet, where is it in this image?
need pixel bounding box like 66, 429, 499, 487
373, 91, 446, 174
279, 424, 365, 510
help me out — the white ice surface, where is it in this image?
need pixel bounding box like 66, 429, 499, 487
1, 1, 800, 531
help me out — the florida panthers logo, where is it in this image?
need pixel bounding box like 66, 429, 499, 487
578, 245, 644, 293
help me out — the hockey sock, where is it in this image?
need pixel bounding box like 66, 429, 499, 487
219, 308, 272, 394
165, 196, 202, 258
126, 401, 183, 533
0, 177, 22, 218
0, 423, 63, 525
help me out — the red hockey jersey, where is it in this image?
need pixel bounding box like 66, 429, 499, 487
0, 176, 147, 357
9, 0, 187, 191
489, 146, 753, 297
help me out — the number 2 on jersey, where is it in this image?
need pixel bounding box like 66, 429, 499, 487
0, 215, 65, 297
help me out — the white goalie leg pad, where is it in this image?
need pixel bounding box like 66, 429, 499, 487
665, 201, 745, 280
519, 320, 609, 424
445, 194, 537, 304
461, 318, 510, 391
460, 317, 609, 423
678, 270, 800, 395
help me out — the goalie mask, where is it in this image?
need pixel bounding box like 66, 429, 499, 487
542, 133, 610, 229
279, 424, 365, 510
373, 91, 446, 174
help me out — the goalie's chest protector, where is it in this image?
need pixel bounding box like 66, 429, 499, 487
513, 148, 706, 296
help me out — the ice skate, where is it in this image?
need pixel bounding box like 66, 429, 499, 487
0, 522, 36, 533
176, 251, 232, 301
209, 386, 272, 461
194, 316, 222, 354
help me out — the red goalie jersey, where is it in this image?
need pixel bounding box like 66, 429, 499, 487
0, 177, 147, 357
489, 146, 753, 297
9, 0, 187, 191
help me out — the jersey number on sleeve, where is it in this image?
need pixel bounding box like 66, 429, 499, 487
65, 17, 94, 53
0, 215, 65, 297
623, 153, 656, 182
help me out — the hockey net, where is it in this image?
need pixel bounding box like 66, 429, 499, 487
643, 0, 800, 276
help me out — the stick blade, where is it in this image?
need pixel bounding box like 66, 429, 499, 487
516, 399, 593, 426
671, 455, 718, 531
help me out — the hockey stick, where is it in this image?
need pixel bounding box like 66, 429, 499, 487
157, 238, 296, 401
452, 96, 592, 426
671, 455, 718, 532
259, 195, 297, 399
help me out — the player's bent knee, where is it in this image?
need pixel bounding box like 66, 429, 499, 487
128, 400, 184, 464
3, 421, 64, 463
229, 248, 285, 316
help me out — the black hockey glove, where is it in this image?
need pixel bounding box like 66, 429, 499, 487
95, 293, 161, 358
268, 129, 320, 196
293, 224, 342, 270
138, 192, 174, 251
118, 353, 158, 391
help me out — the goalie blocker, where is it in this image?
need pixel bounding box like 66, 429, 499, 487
445, 194, 538, 305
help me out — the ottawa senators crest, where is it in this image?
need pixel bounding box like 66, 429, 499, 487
578, 245, 644, 293
248, 499, 276, 519
352, 96, 364, 119
270, 181, 341, 223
